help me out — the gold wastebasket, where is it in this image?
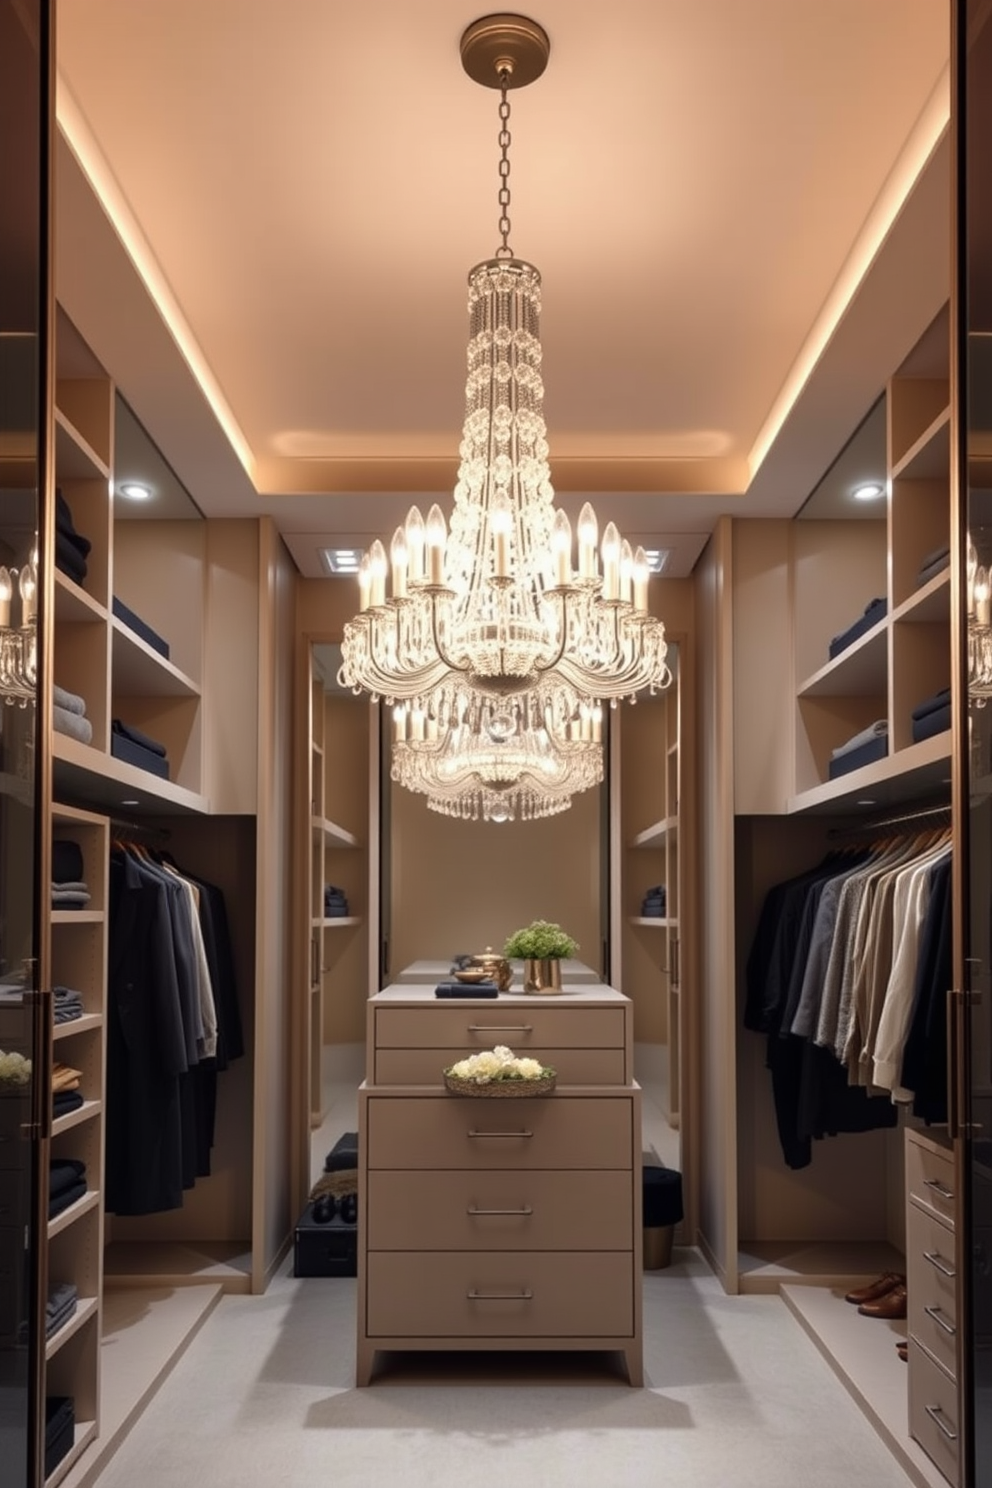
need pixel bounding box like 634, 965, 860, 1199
643, 1166, 683, 1270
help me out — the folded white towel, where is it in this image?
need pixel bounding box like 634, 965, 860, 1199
53, 684, 87, 716
53, 706, 93, 745
831, 719, 888, 760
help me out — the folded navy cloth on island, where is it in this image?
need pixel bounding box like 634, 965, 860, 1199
53, 707, 93, 745
113, 596, 170, 661
828, 597, 887, 660
52, 839, 84, 884
112, 719, 168, 757
435, 982, 499, 999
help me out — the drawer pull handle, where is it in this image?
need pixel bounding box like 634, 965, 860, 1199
467, 1205, 534, 1217
923, 1250, 956, 1279
923, 1177, 955, 1202
924, 1305, 957, 1337
467, 1130, 534, 1139
924, 1404, 958, 1442
467, 1289, 533, 1301
467, 1025, 533, 1033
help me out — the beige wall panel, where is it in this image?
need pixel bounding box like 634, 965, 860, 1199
253, 523, 296, 1288
389, 783, 602, 981
693, 520, 738, 1289
296, 576, 360, 637
203, 520, 260, 814
792, 519, 887, 685
112, 519, 205, 684
732, 520, 794, 815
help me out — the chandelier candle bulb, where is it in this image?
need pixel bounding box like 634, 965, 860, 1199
410, 708, 426, 742
552, 510, 572, 586
19, 566, 35, 626
406, 506, 426, 583
393, 705, 407, 743
633, 547, 650, 612
491, 495, 512, 577
426, 504, 446, 585
0, 568, 10, 629
426, 714, 439, 742
978, 567, 991, 628
369, 541, 388, 607
602, 522, 621, 602
358, 553, 372, 612
390, 528, 409, 599
578, 502, 598, 580
592, 705, 603, 744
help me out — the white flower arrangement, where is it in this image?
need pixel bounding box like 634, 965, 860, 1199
446, 1044, 552, 1084
0, 1050, 32, 1086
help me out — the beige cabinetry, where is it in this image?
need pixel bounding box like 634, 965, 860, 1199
357, 986, 642, 1387
906, 1129, 960, 1486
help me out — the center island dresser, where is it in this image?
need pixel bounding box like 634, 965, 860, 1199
356, 976, 643, 1386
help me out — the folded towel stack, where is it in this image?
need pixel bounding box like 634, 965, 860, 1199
52, 1062, 82, 1094
52, 683, 93, 746
828, 597, 887, 660
52, 838, 90, 909
53, 1090, 85, 1118
828, 719, 889, 779
917, 544, 950, 589
434, 981, 499, 999
640, 884, 667, 917
111, 718, 170, 779
48, 1158, 87, 1219
45, 1282, 78, 1340
53, 986, 84, 1025
911, 686, 952, 743
324, 884, 350, 917
55, 489, 91, 587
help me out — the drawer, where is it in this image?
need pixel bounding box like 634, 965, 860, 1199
909, 1338, 960, 1485
374, 1046, 626, 1087
366, 1250, 633, 1338
367, 1169, 633, 1251
373, 1005, 626, 1051
908, 1203, 958, 1381
906, 1133, 956, 1230
366, 1095, 633, 1171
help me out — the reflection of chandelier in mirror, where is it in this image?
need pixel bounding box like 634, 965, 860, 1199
0, 552, 37, 707
337, 15, 670, 813
391, 687, 603, 823
967, 539, 992, 701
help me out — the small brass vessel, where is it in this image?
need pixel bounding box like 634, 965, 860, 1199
468, 946, 513, 991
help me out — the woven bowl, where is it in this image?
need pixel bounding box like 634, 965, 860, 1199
443, 1071, 556, 1098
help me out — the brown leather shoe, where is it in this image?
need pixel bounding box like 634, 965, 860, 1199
844, 1271, 905, 1305
896, 1341, 908, 1362
858, 1283, 907, 1319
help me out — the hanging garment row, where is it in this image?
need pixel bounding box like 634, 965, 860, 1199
107, 841, 244, 1215
744, 824, 951, 1169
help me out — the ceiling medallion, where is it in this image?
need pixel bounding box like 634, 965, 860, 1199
338, 14, 670, 818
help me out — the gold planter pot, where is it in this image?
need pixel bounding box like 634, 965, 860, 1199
523, 957, 563, 994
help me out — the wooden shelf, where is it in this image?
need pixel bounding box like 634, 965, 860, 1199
797, 619, 888, 698
51, 910, 103, 925
629, 816, 678, 848
53, 732, 208, 815
891, 569, 950, 625
311, 814, 359, 848
103, 1241, 250, 1292
46, 1420, 97, 1488
47, 1189, 100, 1239
788, 731, 951, 815
111, 618, 200, 697
52, 1098, 102, 1137
312, 916, 361, 929
891, 404, 950, 482
55, 405, 109, 481
54, 570, 106, 625
53, 1012, 103, 1042
45, 1296, 99, 1361
629, 916, 677, 928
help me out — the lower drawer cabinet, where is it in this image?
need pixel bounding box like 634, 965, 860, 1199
367, 1095, 633, 1171
366, 1169, 633, 1251
908, 1202, 958, 1383
909, 1339, 960, 1485
365, 1250, 634, 1338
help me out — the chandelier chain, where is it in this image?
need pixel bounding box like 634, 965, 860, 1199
496, 73, 512, 258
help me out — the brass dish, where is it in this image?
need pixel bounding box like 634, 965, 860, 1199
443, 1072, 556, 1098
452, 969, 492, 984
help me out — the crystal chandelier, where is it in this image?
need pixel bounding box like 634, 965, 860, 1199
337, 14, 670, 732
967, 538, 992, 701
0, 552, 37, 707
391, 684, 603, 823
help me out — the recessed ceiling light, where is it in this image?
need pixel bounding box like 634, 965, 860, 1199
856, 798, 877, 806
643, 549, 671, 573
852, 482, 884, 503
117, 481, 152, 502
321, 547, 364, 575
120, 798, 140, 807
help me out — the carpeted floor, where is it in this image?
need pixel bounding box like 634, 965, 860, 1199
86, 1251, 914, 1488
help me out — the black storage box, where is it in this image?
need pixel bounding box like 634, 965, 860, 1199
294, 1200, 358, 1277
45, 1396, 75, 1478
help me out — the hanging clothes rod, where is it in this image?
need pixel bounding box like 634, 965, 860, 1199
109, 818, 171, 842
828, 801, 952, 839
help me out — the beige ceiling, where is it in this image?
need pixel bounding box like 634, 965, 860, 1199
55, 0, 951, 577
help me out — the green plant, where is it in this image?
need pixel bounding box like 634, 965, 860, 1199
503, 919, 578, 960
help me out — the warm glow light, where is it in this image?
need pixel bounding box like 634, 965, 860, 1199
852, 482, 884, 503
